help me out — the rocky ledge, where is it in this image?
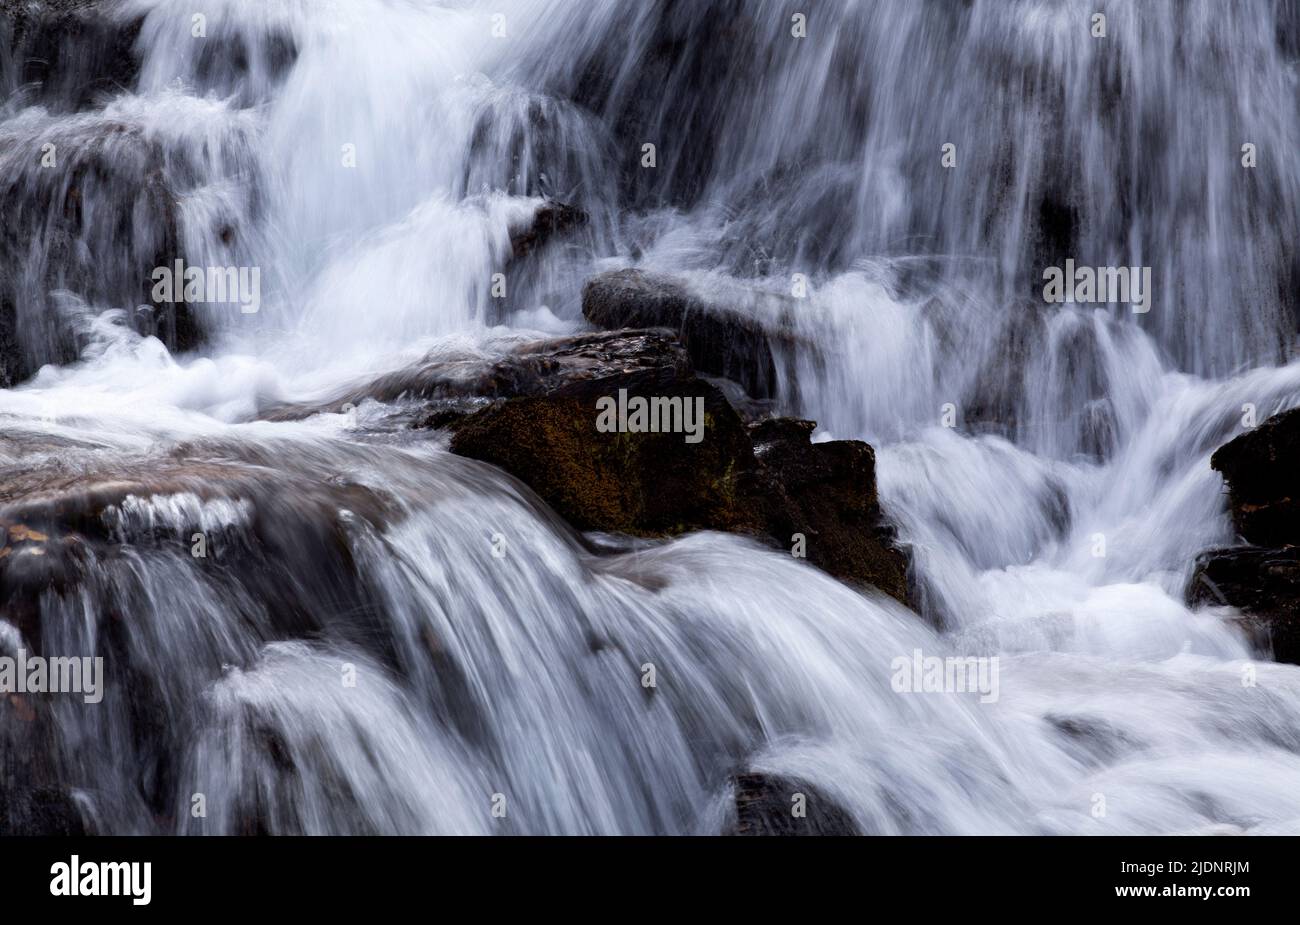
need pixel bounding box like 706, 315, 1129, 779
1190, 406, 1300, 663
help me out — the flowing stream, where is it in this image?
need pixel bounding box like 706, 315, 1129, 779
2, 0, 1300, 834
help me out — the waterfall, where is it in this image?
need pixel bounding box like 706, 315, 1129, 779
2, 0, 1299, 835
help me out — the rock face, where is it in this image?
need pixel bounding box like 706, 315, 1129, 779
582, 268, 793, 400
725, 773, 860, 836
1191, 407, 1300, 664
442, 329, 910, 602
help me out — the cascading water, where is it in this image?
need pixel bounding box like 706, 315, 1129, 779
2, 0, 1299, 835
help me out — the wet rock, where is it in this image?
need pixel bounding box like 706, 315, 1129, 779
745, 418, 909, 602
0, 786, 87, 835
1190, 545, 1300, 665
0, 1, 142, 112
582, 268, 796, 400
259, 327, 908, 600
1189, 409, 1300, 664
509, 199, 587, 259
0, 452, 399, 650
0, 117, 199, 386
1211, 406, 1300, 547
725, 773, 860, 836
442, 330, 909, 601
450, 335, 759, 538
262, 328, 694, 422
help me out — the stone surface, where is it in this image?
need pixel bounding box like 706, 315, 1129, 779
1190, 545, 1300, 665
582, 268, 794, 399
725, 773, 860, 836
1211, 406, 1300, 547
441, 330, 910, 601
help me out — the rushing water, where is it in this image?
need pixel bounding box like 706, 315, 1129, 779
2, 0, 1299, 834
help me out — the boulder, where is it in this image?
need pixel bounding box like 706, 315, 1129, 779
725, 773, 860, 836
745, 417, 908, 602
582, 268, 797, 400
1189, 407, 1300, 664
260, 328, 909, 601
0, 1, 142, 112
508, 200, 587, 259
1190, 545, 1300, 665
448, 331, 762, 538
1211, 406, 1300, 547
441, 329, 910, 601
0, 117, 199, 386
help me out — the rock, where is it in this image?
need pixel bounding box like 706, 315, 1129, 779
259, 327, 908, 600
443, 329, 910, 601
725, 773, 860, 836
1211, 406, 1300, 547
0, 1, 142, 112
1190, 545, 1300, 665
582, 268, 798, 400
0, 452, 398, 648
0, 117, 198, 386
261, 328, 695, 422
745, 418, 909, 602
1189, 409, 1300, 664
509, 200, 587, 259
450, 332, 760, 538
0, 786, 87, 835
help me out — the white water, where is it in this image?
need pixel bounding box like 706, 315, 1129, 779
2, 0, 1299, 834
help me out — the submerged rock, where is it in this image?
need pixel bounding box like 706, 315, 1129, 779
582, 268, 797, 400
725, 773, 860, 836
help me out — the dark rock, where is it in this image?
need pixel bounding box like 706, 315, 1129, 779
443, 330, 909, 601
0, 786, 87, 835
1211, 406, 1300, 547
1190, 545, 1300, 665
258, 327, 908, 600
745, 418, 909, 602
450, 336, 759, 538
261, 328, 693, 422
413, 406, 471, 431
0, 117, 199, 386
1190, 409, 1300, 664
0, 452, 398, 650
509, 200, 587, 259
725, 773, 859, 836
0, 1, 142, 112
582, 268, 797, 400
